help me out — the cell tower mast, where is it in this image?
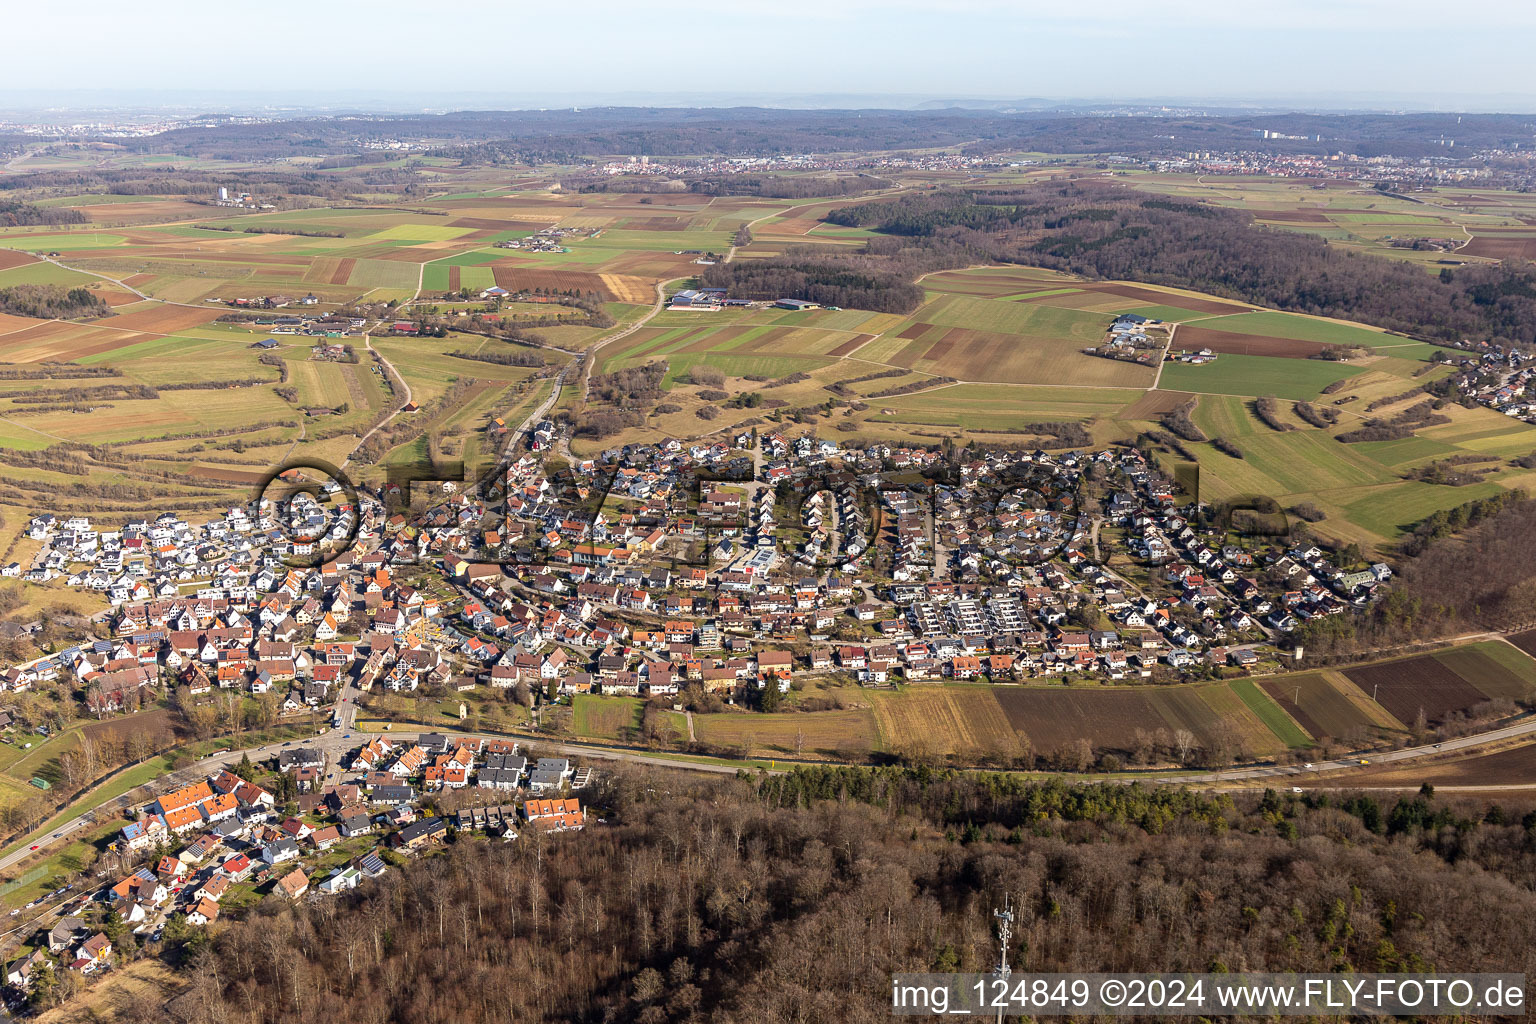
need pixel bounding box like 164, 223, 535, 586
992, 894, 1014, 1024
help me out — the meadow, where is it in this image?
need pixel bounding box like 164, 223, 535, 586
0, 168, 1532, 558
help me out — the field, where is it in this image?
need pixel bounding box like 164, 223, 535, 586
861, 686, 1019, 758
836, 678, 1319, 761
1120, 175, 1536, 267
0, 167, 1525, 555
1158, 353, 1362, 400
1306, 740, 1536, 789
1258, 671, 1400, 740
991, 682, 1296, 759
673, 639, 1536, 766
688, 705, 880, 759
570, 695, 643, 740
1339, 641, 1536, 726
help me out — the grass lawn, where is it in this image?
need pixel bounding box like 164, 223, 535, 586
570, 695, 643, 740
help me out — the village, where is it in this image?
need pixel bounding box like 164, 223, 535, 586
0, 399, 1413, 1003
3, 731, 590, 996
0, 412, 1398, 715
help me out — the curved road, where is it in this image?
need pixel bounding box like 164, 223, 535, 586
576, 278, 682, 405
0, 724, 746, 878
7, 703, 1536, 881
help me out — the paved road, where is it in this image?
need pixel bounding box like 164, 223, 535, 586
0, 724, 752, 877
7, 699, 1536, 880
1159, 713, 1536, 788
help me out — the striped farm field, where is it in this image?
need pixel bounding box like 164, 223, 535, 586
919, 266, 1075, 297
1428, 641, 1536, 701
1258, 671, 1399, 740
690, 706, 879, 759
422, 249, 509, 291
0, 323, 154, 362
1004, 287, 1084, 300
990, 681, 1296, 758
1340, 641, 1536, 727
104, 303, 223, 333
857, 292, 1154, 386
1229, 678, 1311, 746
488, 266, 650, 302
861, 685, 1020, 758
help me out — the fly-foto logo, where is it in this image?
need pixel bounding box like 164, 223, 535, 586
252, 458, 361, 569
296, 447, 1109, 581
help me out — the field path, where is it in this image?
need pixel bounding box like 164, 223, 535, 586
20, 252, 186, 307
340, 265, 425, 466
343, 335, 413, 469
577, 277, 684, 404
1149, 322, 1177, 389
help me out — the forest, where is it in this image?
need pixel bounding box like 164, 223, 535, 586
0, 283, 110, 320
817, 184, 1536, 346
133, 765, 1536, 1024
696, 238, 973, 314
562, 173, 889, 199
0, 165, 434, 204
1295, 489, 1536, 660
0, 200, 87, 227
567, 362, 671, 439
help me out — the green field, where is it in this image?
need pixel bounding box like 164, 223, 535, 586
1191, 310, 1411, 350
0, 232, 129, 249
1230, 679, 1312, 747
367, 223, 476, 243
1158, 354, 1361, 401
570, 695, 643, 740
0, 262, 108, 287
871, 383, 1140, 430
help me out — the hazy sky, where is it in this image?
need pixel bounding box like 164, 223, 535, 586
5, 0, 1535, 109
